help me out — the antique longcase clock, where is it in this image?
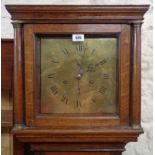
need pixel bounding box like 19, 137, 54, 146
6, 5, 149, 155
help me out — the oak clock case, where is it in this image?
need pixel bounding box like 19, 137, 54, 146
6, 5, 149, 155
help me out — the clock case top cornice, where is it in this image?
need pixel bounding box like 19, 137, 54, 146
6, 5, 149, 24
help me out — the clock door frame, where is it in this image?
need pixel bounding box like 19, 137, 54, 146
24, 24, 130, 128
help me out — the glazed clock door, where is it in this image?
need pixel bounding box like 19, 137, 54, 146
24, 24, 130, 127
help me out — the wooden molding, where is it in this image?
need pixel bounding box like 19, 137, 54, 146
13, 127, 143, 143
6, 5, 149, 23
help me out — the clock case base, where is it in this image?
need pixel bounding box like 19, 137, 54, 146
6, 5, 149, 155
13, 127, 142, 155
15, 142, 126, 155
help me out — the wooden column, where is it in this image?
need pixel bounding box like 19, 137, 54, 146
13, 23, 24, 128
130, 21, 143, 128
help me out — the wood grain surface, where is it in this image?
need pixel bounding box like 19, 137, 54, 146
5, 5, 149, 155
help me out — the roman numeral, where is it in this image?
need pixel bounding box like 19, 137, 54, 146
62, 48, 69, 56
96, 58, 107, 67
89, 80, 95, 85
98, 87, 107, 95
76, 99, 81, 107
51, 60, 59, 63
63, 80, 70, 85
50, 85, 58, 95
99, 58, 107, 65
61, 95, 68, 104
48, 73, 55, 78
75, 45, 83, 52
103, 73, 111, 79
91, 49, 96, 55
87, 64, 96, 72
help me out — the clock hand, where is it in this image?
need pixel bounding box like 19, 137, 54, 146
75, 59, 84, 78
75, 68, 82, 107
75, 59, 82, 69
76, 80, 81, 107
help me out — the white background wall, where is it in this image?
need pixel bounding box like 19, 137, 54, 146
1, 0, 153, 155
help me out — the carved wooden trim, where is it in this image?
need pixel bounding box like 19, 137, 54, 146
12, 127, 143, 143
30, 142, 125, 152
6, 5, 149, 24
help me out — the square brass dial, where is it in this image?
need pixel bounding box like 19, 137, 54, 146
40, 36, 117, 115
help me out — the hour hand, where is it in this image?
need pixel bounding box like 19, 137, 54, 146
75, 59, 82, 68
75, 59, 84, 77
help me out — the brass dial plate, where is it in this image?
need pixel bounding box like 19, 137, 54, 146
40, 36, 117, 114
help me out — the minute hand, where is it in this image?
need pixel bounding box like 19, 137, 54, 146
75, 59, 82, 69
75, 59, 84, 76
